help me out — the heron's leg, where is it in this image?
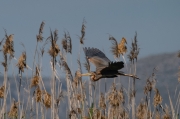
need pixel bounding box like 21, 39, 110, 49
118, 72, 139, 79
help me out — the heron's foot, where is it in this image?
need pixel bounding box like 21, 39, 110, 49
132, 75, 139, 79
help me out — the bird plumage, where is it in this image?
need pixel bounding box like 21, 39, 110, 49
82, 47, 139, 81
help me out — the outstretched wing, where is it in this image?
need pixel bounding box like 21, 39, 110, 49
83, 47, 110, 72
100, 61, 124, 73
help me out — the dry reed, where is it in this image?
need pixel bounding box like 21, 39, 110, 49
16, 52, 26, 74
0, 85, 5, 98
153, 88, 163, 107
8, 100, 19, 118
42, 91, 51, 108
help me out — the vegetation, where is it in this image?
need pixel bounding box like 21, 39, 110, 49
0, 20, 179, 119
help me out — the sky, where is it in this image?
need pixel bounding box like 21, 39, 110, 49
0, 1, 180, 77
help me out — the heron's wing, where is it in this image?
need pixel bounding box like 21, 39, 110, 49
100, 61, 124, 73
83, 47, 110, 72
83, 47, 110, 62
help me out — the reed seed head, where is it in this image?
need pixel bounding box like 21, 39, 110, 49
153, 89, 162, 107
31, 76, 40, 87
36, 34, 43, 42
16, 52, 26, 73
109, 36, 119, 58
62, 39, 67, 52
109, 36, 127, 58
144, 78, 153, 95
136, 101, 148, 119
3, 33, 14, 57
162, 105, 171, 119
72, 70, 82, 89
99, 93, 106, 110
35, 86, 42, 102
39, 21, 45, 34
31, 66, 40, 87
76, 93, 85, 102
127, 32, 139, 63
79, 18, 86, 44
130, 89, 136, 100
8, 100, 19, 118
62, 31, 72, 53
118, 87, 125, 104
118, 37, 127, 55
42, 91, 51, 108
36, 21, 45, 42
155, 109, 160, 119
92, 109, 101, 119
48, 29, 60, 59
119, 107, 129, 119
69, 109, 77, 119
0, 85, 5, 98
107, 83, 124, 107
48, 43, 60, 58
84, 56, 90, 72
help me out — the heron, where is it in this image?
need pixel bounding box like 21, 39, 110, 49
81, 47, 139, 81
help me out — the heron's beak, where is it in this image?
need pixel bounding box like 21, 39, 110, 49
81, 73, 92, 76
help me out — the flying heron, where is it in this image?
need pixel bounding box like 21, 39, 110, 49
81, 47, 139, 81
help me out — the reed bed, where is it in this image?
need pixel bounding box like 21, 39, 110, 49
0, 20, 179, 119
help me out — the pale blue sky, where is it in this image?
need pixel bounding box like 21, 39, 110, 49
0, 1, 180, 76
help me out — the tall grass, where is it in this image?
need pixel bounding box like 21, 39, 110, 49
0, 21, 179, 119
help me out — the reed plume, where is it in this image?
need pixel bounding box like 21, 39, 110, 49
109, 36, 127, 58
16, 52, 26, 74
48, 29, 60, 59
107, 83, 124, 107
84, 56, 90, 72
36, 21, 45, 42
127, 32, 139, 63
62, 31, 72, 53
42, 91, 51, 108
153, 89, 162, 107
99, 93, 106, 110
31, 66, 40, 87
79, 18, 86, 44
59, 52, 73, 81
2, 30, 14, 57
109, 36, 119, 58
118, 37, 127, 55
144, 78, 153, 95
162, 105, 171, 119
136, 101, 148, 119
34, 86, 42, 102
155, 109, 161, 119
8, 100, 19, 118
0, 85, 5, 98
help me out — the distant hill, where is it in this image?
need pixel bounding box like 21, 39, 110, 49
134, 52, 180, 104
0, 52, 179, 118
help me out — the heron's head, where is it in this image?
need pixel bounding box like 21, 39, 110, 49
89, 72, 96, 80
81, 72, 101, 81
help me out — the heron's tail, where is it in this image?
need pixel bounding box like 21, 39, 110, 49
118, 71, 139, 79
